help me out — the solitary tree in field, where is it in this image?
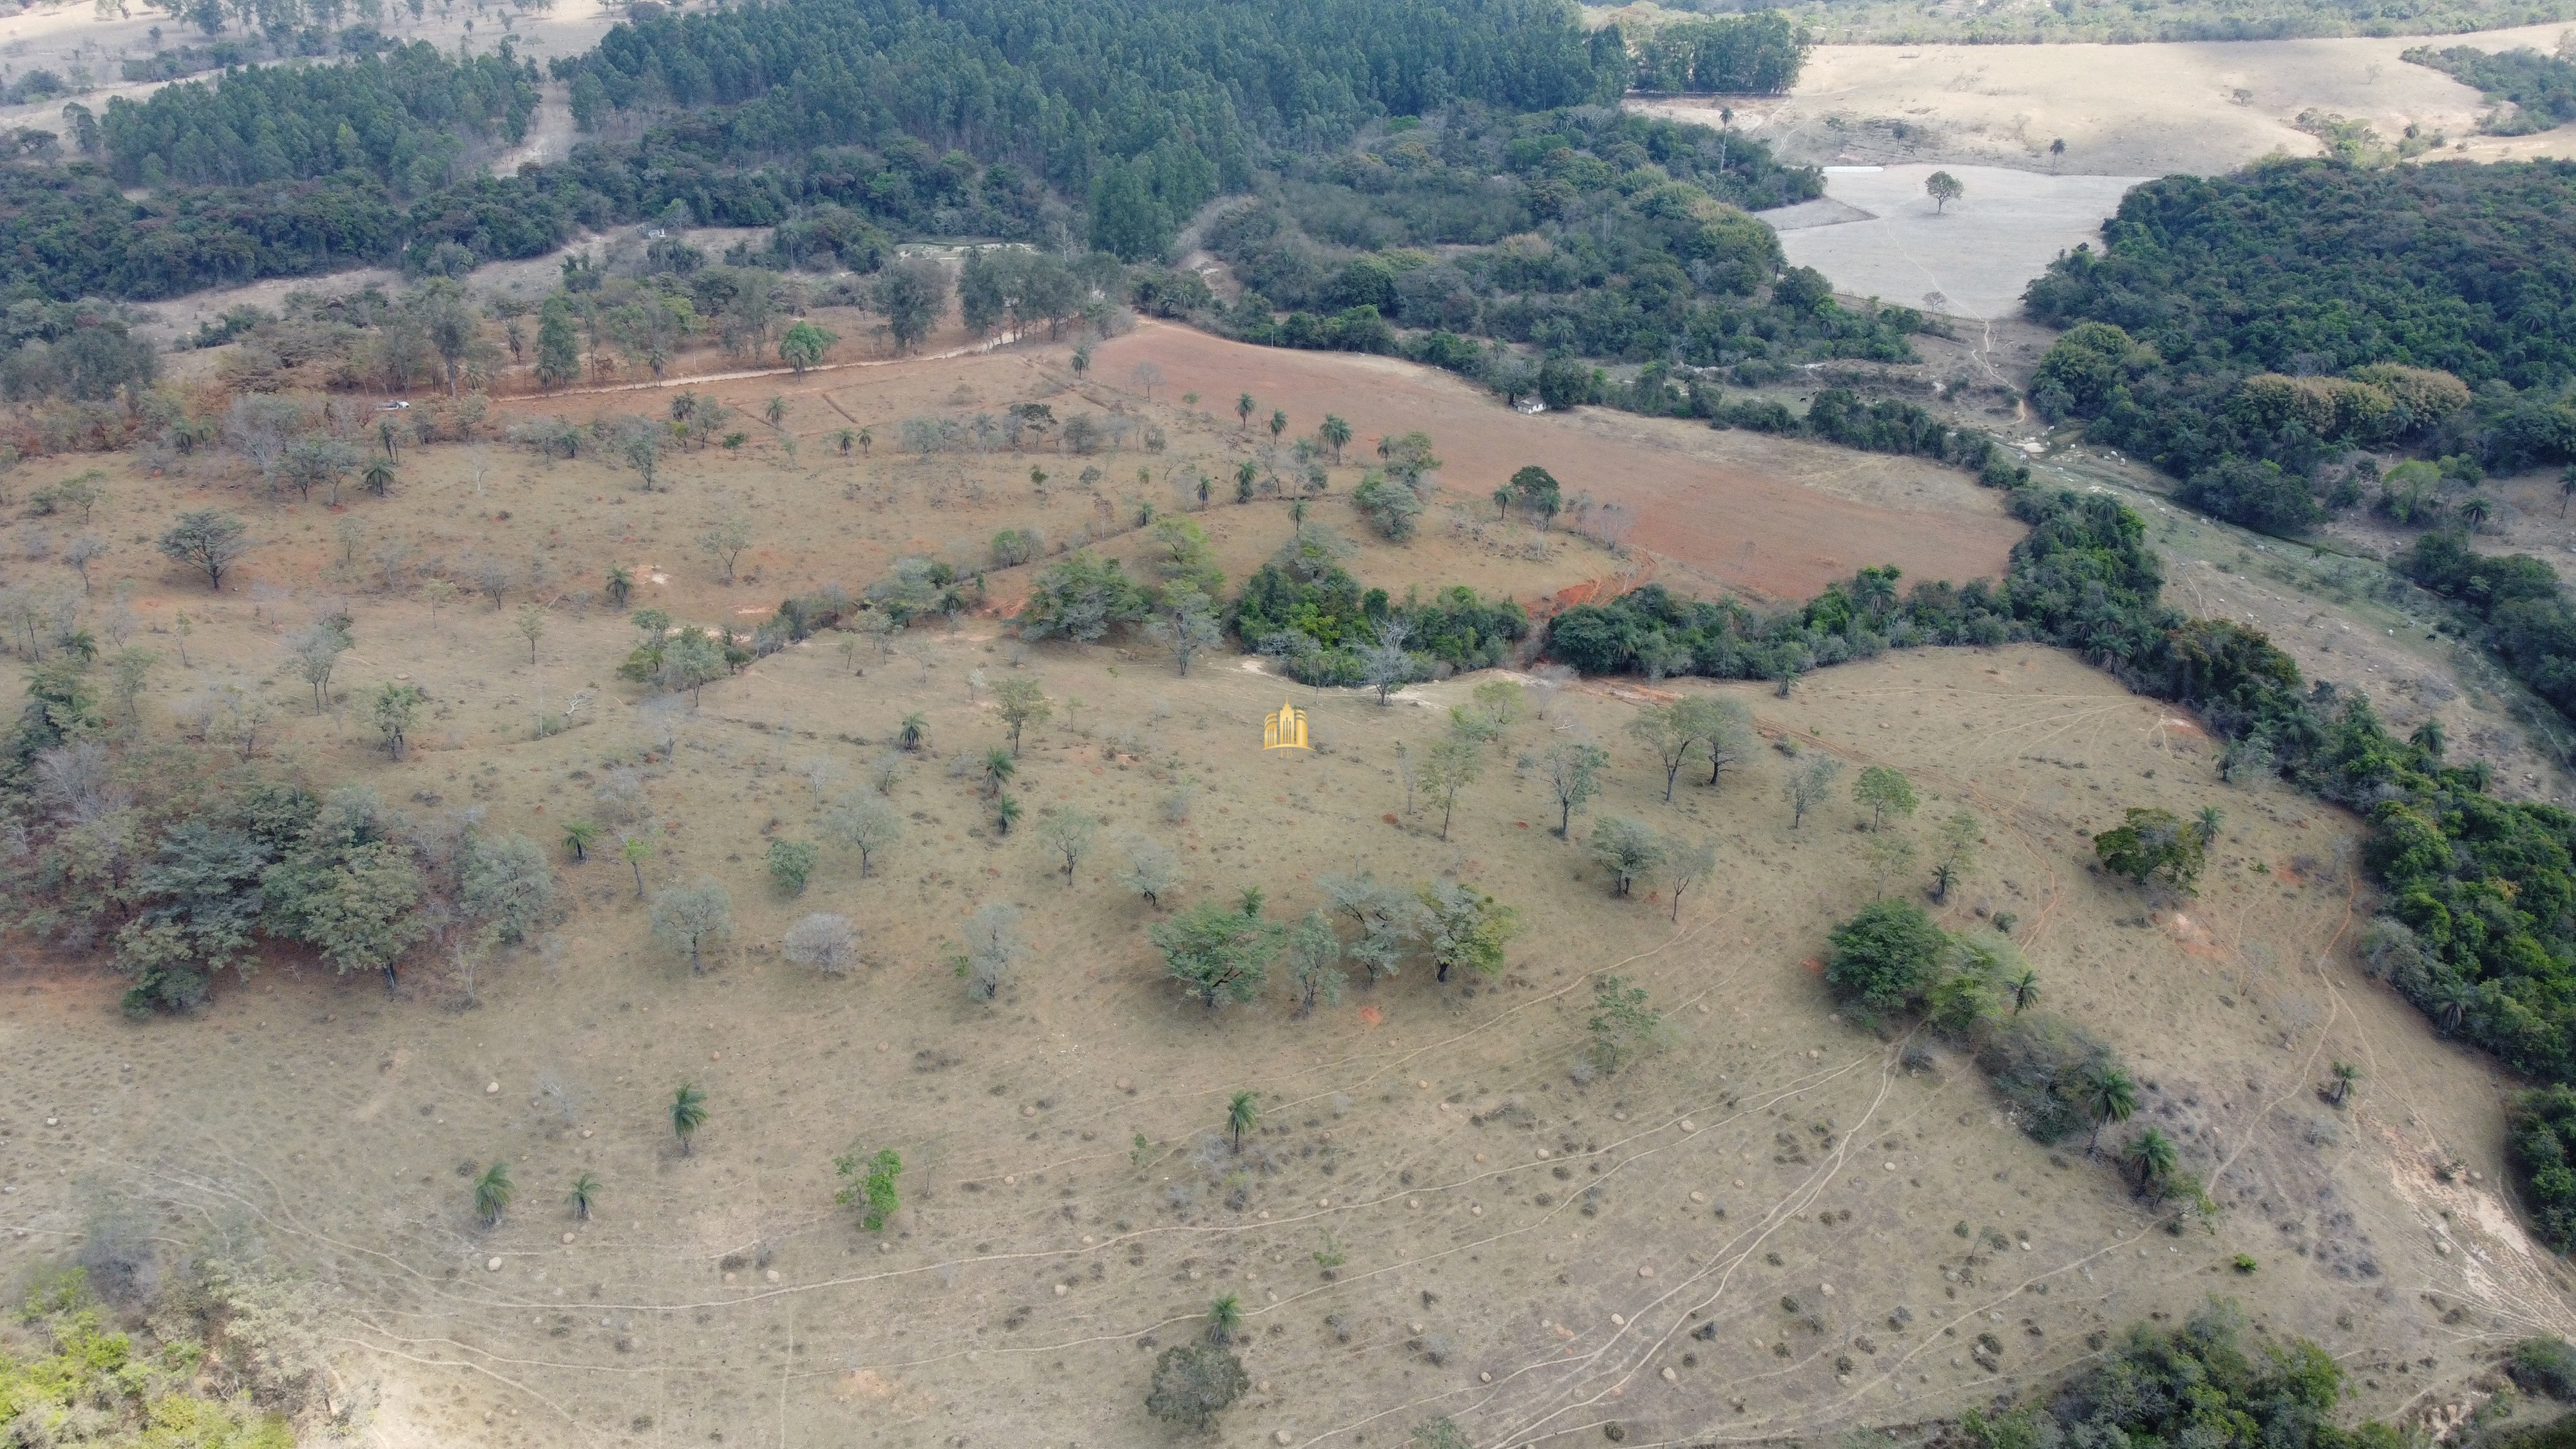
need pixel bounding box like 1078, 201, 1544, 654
2326, 1060, 2360, 1105
1418, 735, 1482, 840
1665, 833, 1717, 923
825, 795, 901, 876
1542, 738, 1610, 837
651, 878, 734, 973
993, 676, 1051, 755
671, 1083, 707, 1155
1226, 1090, 1259, 1151
2048, 138, 2066, 170
1785, 757, 1842, 828
158, 510, 249, 589
1236, 393, 1256, 431
1589, 816, 1664, 898
474, 1161, 514, 1226
1037, 807, 1098, 884
1855, 764, 1918, 830
1925, 171, 1964, 213
567, 1171, 598, 1221
621, 834, 653, 898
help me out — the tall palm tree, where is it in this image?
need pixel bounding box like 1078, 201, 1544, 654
2006, 969, 2041, 1015
1227, 1090, 1259, 1152
671, 1083, 707, 1155
2123, 1128, 2179, 1200
2193, 807, 2224, 848
474, 1161, 515, 1226
2080, 1064, 2137, 1155
2429, 973, 2478, 1033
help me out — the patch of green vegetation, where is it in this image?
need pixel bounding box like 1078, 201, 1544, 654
0, 1270, 296, 1448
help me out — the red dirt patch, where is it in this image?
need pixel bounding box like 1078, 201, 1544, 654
1094, 321, 2023, 601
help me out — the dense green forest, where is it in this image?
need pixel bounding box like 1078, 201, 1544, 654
99, 40, 540, 193
1624, 12, 1808, 93
2025, 157, 2576, 730
0, 0, 1647, 300
1185, 106, 1936, 388
1627, 0, 2576, 44
2404, 41, 2576, 133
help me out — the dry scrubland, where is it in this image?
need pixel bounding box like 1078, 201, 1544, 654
1632, 21, 2576, 177
0, 333, 2572, 1444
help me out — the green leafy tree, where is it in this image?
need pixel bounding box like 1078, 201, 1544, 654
1418, 733, 1481, 840
1628, 702, 1707, 802
874, 259, 949, 354
2005, 968, 2041, 1014
157, 509, 249, 589
779, 319, 838, 375
1152, 896, 1286, 1009
1823, 898, 1944, 1017
1509, 464, 1563, 529
1589, 815, 1664, 897
1925, 170, 1964, 213
1541, 737, 1610, 837
1286, 909, 1344, 1015
1785, 756, 1842, 828
1854, 764, 1918, 830
1419, 878, 1517, 982
2094, 807, 2206, 887
1587, 974, 1661, 1072
767, 837, 818, 894
368, 681, 423, 759
1226, 1090, 1259, 1151
835, 1147, 902, 1230
535, 298, 580, 391
2327, 1061, 2360, 1105
1146, 1343, 1247, 1430
671, 1083, 707, 1155
992, 676, 1052, 754
567, 1171, 598, 1222
562, 819, 600, 862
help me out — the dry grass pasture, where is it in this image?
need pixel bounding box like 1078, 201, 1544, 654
0, 331, 2572, 1446
1633, 21, 2576, 178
